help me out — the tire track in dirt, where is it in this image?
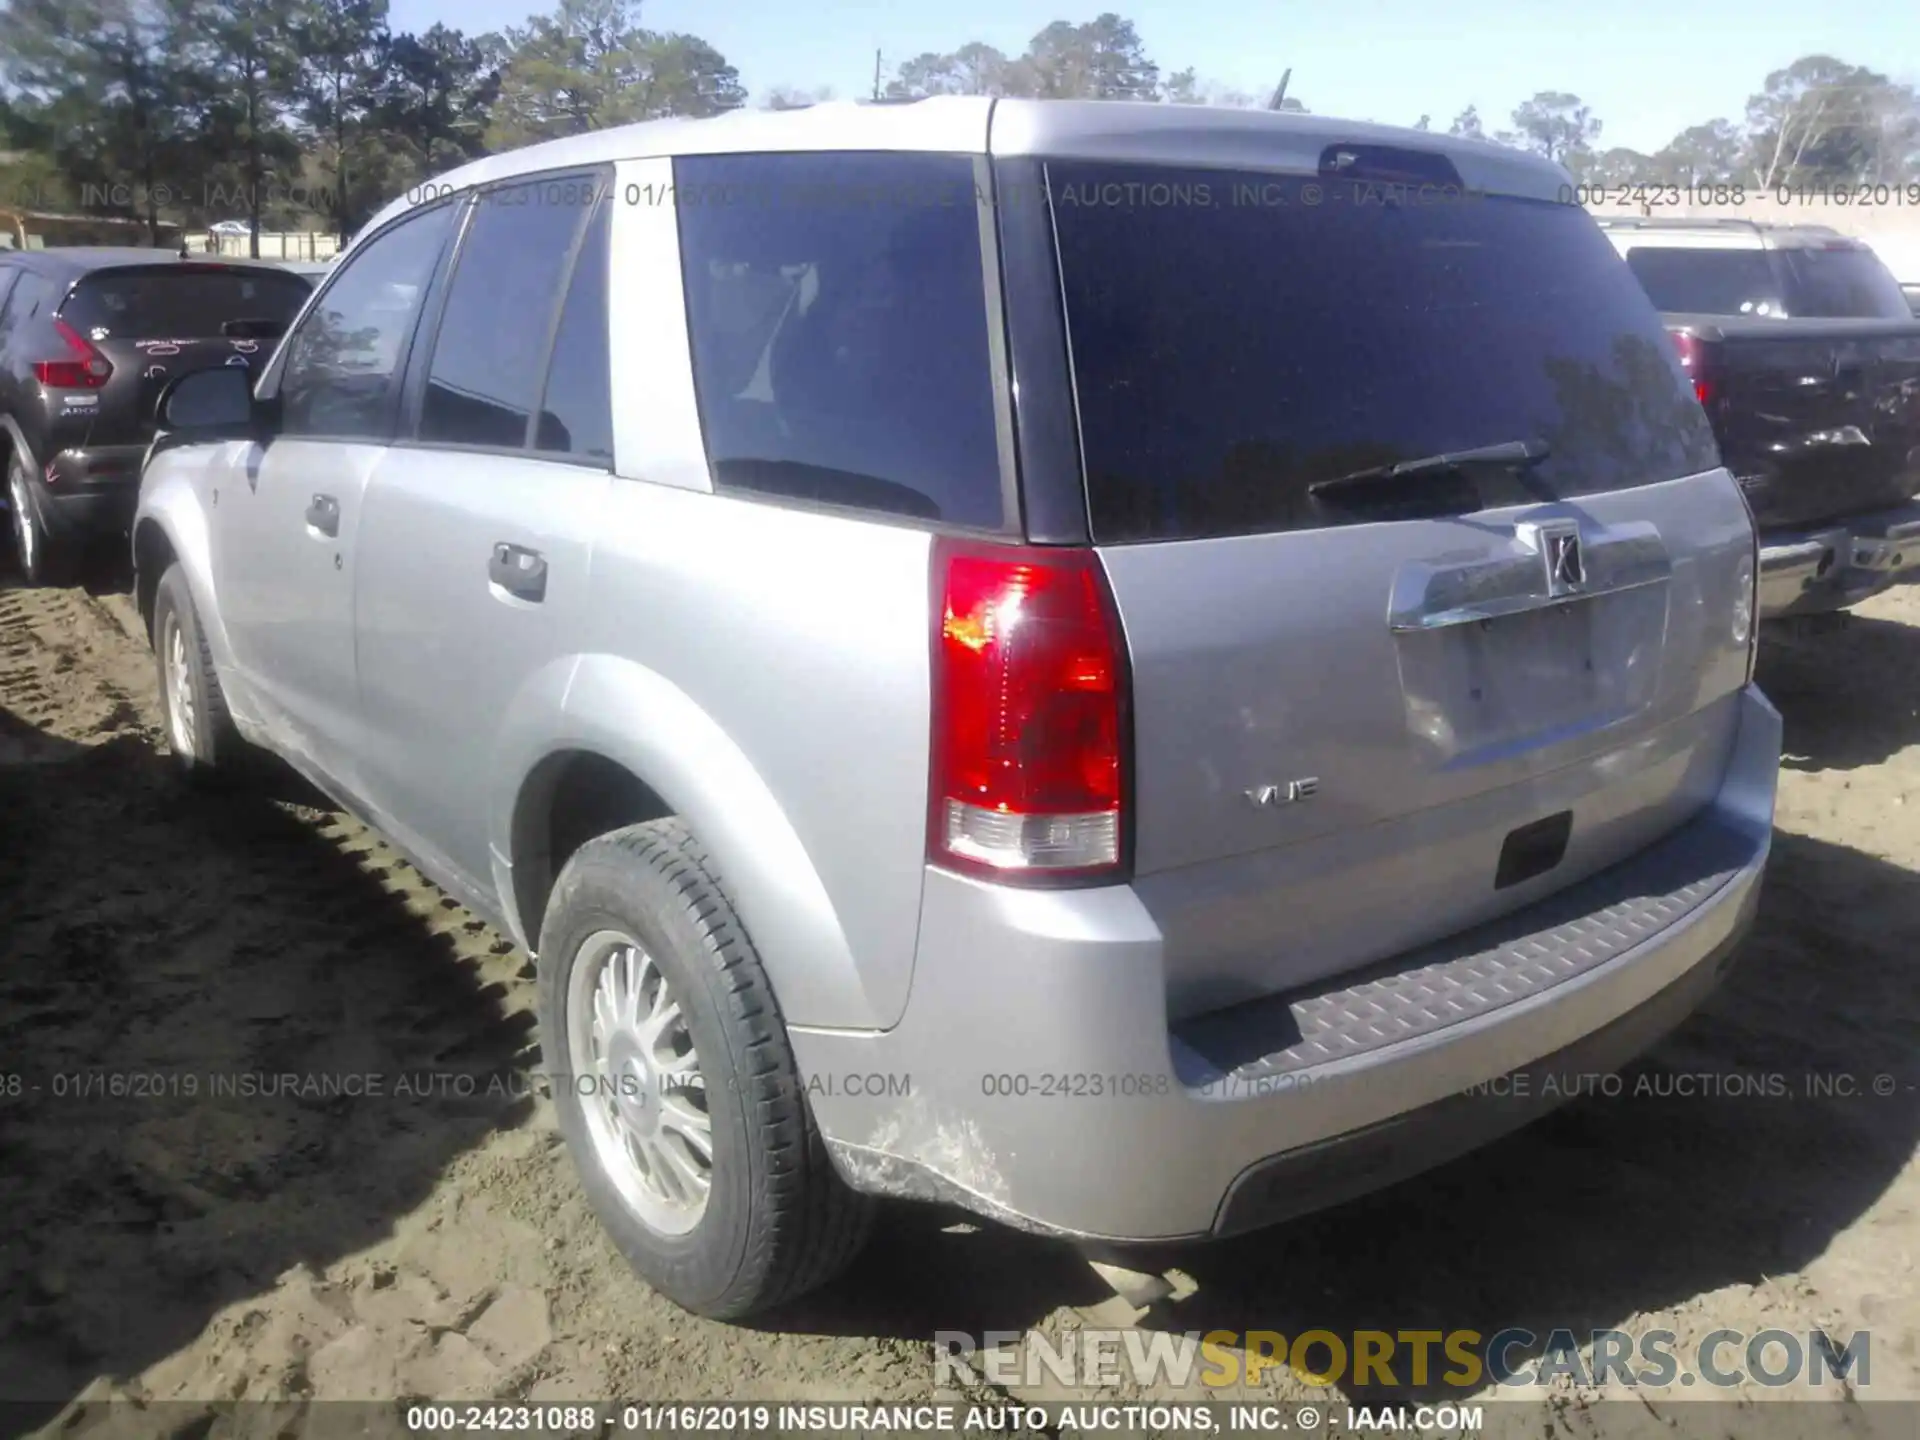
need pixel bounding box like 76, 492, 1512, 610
4, 574, 1918, 1432
0, 578, 940, 1429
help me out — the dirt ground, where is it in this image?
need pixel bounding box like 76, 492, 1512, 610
0, 564, 1915, 1436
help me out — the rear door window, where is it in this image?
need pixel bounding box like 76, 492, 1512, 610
1622, 246, 1785, 316
1048, 163, 1720, 543
533, 190, 614, 463
60, 267, 311, 340
419, 174, 601, 450
674, 151, 1006, 530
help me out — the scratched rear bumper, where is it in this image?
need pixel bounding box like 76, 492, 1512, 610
790, 685, 1780, 1242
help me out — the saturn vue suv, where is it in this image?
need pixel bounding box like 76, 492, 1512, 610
130, 98, 1781, 1319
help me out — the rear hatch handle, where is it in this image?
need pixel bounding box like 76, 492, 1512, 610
1387, 517, 1672, 633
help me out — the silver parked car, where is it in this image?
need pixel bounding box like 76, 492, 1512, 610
133, 99, 1780, 1319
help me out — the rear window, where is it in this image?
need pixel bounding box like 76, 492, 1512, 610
1624, 242, 1912, 320
674, 151, 1006, 530
1050, 163, 1720, 543
60, 266, 311, 340
1623, 246, 1785, 316
1772, 244, 1912, 319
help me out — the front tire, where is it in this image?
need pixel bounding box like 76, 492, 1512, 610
152, 563, 243, 785
7, 451, 67, 587
537, 819, 873, 1318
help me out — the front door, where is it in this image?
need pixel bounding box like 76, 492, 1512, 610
353, 174, 613, 897
210, 195, 462, 789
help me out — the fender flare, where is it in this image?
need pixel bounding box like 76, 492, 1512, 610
493, 651, 883, 1031
132, 472, 243, 697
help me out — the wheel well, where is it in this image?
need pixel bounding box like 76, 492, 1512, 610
133, 521, 177, 636
512, 751, 673, 950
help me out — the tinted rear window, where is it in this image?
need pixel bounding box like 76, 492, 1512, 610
1623, 246, 1785, 316
1049, 164, 1720, 542
1624, 242, 1912, 320
1773, 245, 1912, 319
61, 267, 311, 340
675, 152, 1005, 530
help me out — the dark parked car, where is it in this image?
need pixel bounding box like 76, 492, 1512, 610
0, 248, 312, 584
1599, 218, 1920, 625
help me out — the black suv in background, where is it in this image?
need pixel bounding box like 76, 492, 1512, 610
1598, 219, 1920, 622
0, 249, 312, 584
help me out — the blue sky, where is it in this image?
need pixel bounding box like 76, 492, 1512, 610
388, 0, 1920, 155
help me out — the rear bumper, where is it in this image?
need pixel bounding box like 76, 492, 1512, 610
793, 685, 1780, 1242
1756, 501, 1920, 618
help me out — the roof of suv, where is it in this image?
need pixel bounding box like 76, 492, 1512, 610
355, 96, 1574, 250
1593, 217, 1861, 251
0, 246, 310, 279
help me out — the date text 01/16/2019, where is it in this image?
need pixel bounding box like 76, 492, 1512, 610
1563, 180, 1920, 208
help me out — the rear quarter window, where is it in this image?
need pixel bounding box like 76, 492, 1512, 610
673, 151, 1006, 530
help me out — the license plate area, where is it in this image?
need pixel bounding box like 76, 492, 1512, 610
1395, 586, 1668, 767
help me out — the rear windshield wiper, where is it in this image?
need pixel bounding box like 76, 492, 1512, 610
1312, 438, 1552, 493
1307, 438, 1552, 518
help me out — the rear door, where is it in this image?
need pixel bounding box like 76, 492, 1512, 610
351, 173, 613, 901
1015, 153, 1757, 1018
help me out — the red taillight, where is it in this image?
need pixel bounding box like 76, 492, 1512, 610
34, 319, 112, 389
930, 539, 1129, 882
1672, 331, 1712, 408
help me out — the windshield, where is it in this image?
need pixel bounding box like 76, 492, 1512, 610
1048, 162, 1720, 543
60, 266, 311, 341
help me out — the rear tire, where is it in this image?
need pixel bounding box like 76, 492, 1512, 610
152, 562, 244, 786
7, 451, 68, 588
537, 818, 874, 1318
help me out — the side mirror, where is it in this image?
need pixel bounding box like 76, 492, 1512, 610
158, 365, 259, 434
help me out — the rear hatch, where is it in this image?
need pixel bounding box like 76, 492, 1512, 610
53, 263, 310, 448
1674, 317, 1920, 528
1622, 239, 1920, 528
1022, 153, 1758, 1019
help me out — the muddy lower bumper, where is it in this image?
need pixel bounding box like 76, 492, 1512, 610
1757, 502, 1920, 619
793, 685, 1780, 1242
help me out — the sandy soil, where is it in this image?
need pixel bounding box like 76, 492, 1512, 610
0, 565, 1915, 1436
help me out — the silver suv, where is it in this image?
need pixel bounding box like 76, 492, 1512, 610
133, 99, 1781, 1319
